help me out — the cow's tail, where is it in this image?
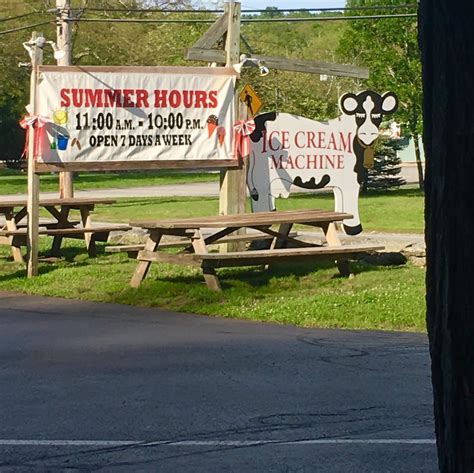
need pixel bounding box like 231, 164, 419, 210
343, 224, 363, 235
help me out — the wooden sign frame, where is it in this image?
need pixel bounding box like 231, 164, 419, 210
26, 60, 241, 277
33, 64, 241, 174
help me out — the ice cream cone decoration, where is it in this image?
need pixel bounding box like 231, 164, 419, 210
217, 126, 226, 146
207, 115, 218, 137
71, 138, 82, 150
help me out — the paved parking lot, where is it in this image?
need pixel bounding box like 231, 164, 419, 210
0, 292, 436, 472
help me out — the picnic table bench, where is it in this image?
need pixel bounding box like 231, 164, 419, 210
0, 197, 130, 262
129, 209, 384, 291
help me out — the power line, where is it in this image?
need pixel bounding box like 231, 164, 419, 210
63, 13, 417, 25
53, 4, 418, 14
0, 7, 418, 37
245, 14, 417, 22
0, 21, 53, 36
65, 17, 217, 24
256, 4, 418, 13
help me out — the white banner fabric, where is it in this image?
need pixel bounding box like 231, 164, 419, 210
36, 67, 236, 163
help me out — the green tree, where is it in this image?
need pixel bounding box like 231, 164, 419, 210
241, 11, 348, 120
362, 136, 406, 193
337, 0, 423, 190
0, 1, 53, 166
0, 0, 200, 167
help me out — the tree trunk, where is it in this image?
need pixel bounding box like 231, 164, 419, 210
420, 2, 474, 472
413, 132, 424, 192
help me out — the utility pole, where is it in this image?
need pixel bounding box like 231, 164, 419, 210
56, 0, 74, 198
26, 31, 43, 277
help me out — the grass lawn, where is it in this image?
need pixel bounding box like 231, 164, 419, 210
0, 188, 425, 331
0, 168, 217, 195
92, 188, 424, 234
0, 241, 426, 332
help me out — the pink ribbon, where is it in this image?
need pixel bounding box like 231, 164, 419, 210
233, 119, 256, 158
19, 115, 52, 159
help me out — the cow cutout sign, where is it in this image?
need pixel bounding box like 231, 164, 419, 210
247, 91, 398, 235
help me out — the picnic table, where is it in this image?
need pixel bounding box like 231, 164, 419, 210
0, 197, 130, 262
129, 209, 384, 291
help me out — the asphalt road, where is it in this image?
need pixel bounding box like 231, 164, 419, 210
0, 164, 422, 201
0, 292, 436, 472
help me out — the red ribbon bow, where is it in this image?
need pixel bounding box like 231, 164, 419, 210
19, 115, 52, 160
233, 119, 256, 158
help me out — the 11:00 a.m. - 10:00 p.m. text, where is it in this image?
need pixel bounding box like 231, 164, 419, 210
74, 112, 201, 131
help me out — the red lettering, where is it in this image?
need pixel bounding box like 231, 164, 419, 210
208, 90, 218, 108
307, 154, 318, 168
194, 90, 207, 108
182, 90, 194, 108
339, 132, 352, 153
135, 89, 149, 108
72, 89, 83, 107
104, 89, 122, 107
294, 131, 305, 148
121, 89, 135, 108
294, 155, 304, 169
281, 131, 289, 149
268, 131, 281, 152
337, 154, 344, 169
307, 131, 317, 148
60, 88, 70, 107
325, 154, 335, 168
169, 90, 182, 108
84, 89, 103, 107
328, 132, 337, 151
270, 154, 283, 169
154, 90, 167, 107
317, 131, 326, 148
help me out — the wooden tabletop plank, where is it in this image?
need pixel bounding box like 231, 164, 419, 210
131, 209, 353, 229
0, 197, 116, 208
131, 209, 335, 227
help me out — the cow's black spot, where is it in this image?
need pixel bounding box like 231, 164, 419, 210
293, 175, 330, 190
250, 188, 259, 201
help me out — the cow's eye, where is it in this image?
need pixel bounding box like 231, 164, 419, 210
356, 113, 365, 118
372, 113, 381, 119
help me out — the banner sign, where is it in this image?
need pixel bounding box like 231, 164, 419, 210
247, 91, 398, 235
35, 66, 236, 163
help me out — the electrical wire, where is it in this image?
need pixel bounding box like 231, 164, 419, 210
0, 21, 53, 36
0, 5, 418, 36
245, 14, 417, 22
53, 4, 418, 14
0, 11, 45, 23
63, 13, 417, 25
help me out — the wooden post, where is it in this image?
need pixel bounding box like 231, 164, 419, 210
220, 1, 245, 219
26, 32, 42, 277
56, 0, 74, 198
219, 1, 246, 251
